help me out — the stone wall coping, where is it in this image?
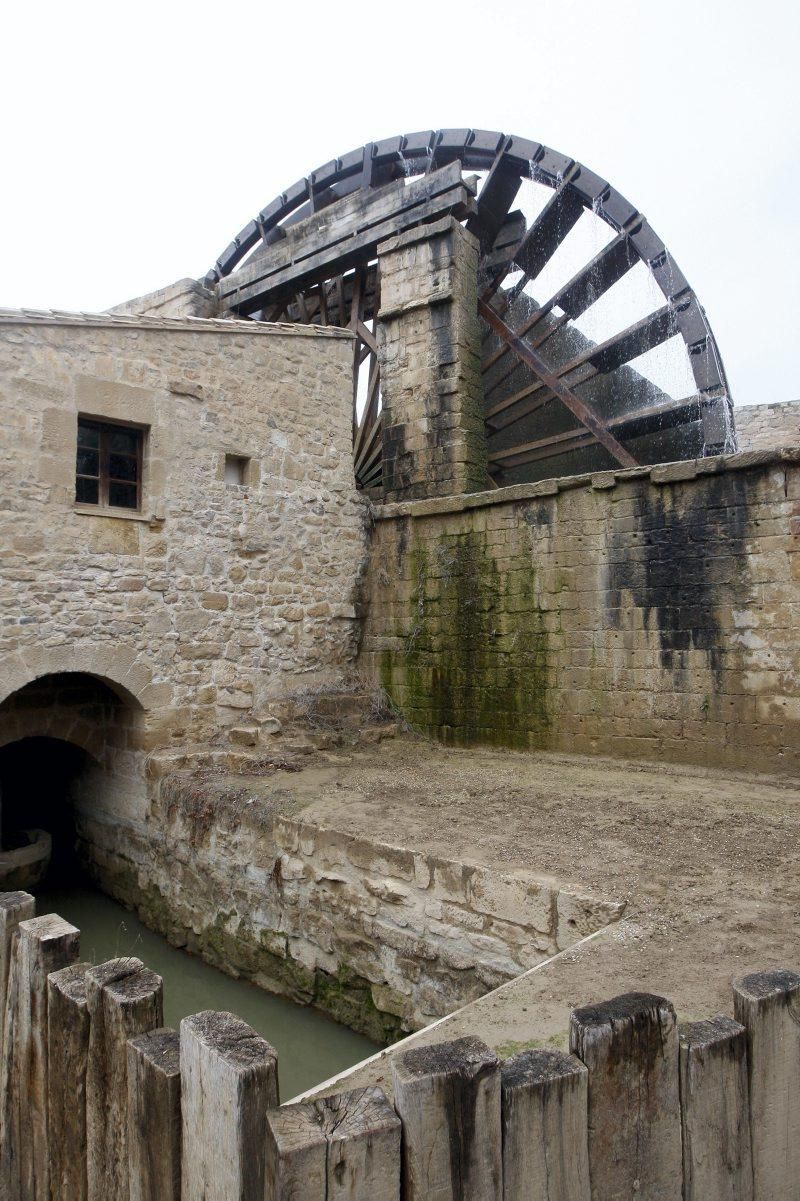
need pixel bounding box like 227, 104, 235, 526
0, 307, 354, 340
370, 446, 800, 521
107, 277, 215, 315
736, 399, 800, 415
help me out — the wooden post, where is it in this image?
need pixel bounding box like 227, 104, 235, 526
85, 958, 164, 1201
500, 1049, 590, 1201
392, 1035, 502, 1201
265, 1086, 401, 1200
47, 962, 91, 1201
0, 938, 21, 1201
0, 892, 35, 1062
733, 968, 800, 1200
128, 1028, 181, 1201
180, 1010, 279, 1201
0, 913, 79, 1201
570, 992, 682, 1201
678, 1016, 753, 1201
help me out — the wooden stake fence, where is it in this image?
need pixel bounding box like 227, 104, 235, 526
0, 890, 795, 1201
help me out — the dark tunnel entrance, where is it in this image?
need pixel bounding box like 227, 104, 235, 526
0, 736, 93, 885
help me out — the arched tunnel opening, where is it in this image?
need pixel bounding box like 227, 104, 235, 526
0, 671, 146, 891
0, 736, 93, 885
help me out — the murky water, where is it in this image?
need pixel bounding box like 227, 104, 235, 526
35, 883, 377, 1101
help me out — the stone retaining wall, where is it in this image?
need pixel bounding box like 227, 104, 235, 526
361, 449, 800, 773
76, 785, 623, 1042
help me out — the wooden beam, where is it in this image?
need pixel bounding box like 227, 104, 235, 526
501, 1049, 590, 1201
484, 303, 679, 432
678, 1017, 753, 1201
482, 232, 638, 373
482, 175, 582, 301
488, 395, 701, 468
354, 359, 381, 467
478, 300, 638, 468
219, 163, 476, 315
265, 1087, 400, 1201
0, 892, 34, 1064
466, 140, 521, 254
483, 312, 570, 402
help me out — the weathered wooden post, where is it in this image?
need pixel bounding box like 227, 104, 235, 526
180, 1010, 279, 1201
47, 962, 92, 1201
733, 968, 800, 1200
392, 1035, 502, 1200
0, 913, 79, 1201
500, 1048, 590, 1201
678, 1016, 753, 1201
570, 992, 682, 1201
265, 1086, 401, 1200
85, 958, 164, 1201
0, 892, 35, 1061
0, 938, 20, 1201
128, 1028, 181, 1201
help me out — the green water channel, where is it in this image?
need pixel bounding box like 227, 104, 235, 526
35, 883, 378, 1101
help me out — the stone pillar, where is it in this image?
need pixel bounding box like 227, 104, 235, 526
377, 215, 488, 501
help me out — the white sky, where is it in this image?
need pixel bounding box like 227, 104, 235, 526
2, 0, 797, 405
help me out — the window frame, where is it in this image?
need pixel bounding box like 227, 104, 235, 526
75, 416, 146, 513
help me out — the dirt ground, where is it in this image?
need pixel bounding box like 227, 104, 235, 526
276, 735, 800, 1099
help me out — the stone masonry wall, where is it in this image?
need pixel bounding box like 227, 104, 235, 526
361, 450, 800, 774
79, 783, 623, 1042
735, 400, 800, 452
0, 310, 366, 827
378, 217, 488, 501
108, 277, 218, 320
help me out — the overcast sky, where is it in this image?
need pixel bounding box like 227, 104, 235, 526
2, 0, 797, 405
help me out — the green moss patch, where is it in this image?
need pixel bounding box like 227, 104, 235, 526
381, 529, 552, 748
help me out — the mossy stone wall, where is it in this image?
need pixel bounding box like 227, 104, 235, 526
362, 453, 800, 772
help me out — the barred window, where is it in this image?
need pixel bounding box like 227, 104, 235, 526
75, 418, 143, 511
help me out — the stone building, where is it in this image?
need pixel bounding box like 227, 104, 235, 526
0, 308, 366, 864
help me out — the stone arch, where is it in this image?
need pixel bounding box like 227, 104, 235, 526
0, 670, 151, 842
0, 642, 169, 713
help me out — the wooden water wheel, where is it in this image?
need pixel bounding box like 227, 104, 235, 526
207, 129, 734, 491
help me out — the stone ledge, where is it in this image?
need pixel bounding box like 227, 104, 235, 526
370, 446, 800, 520
0, 307, 354, 340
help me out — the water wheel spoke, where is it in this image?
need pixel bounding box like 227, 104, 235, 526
467, 138, 521, 254
489, 394, 702, 469
482, 172, 583, 301
482, 231, 640, 374
355, 427, 383, 479
560, 304, 679, 376
335, 276, 347, 327
483, 312, 571, 400
484, 302, 678, 433
478, 300, 638, 468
